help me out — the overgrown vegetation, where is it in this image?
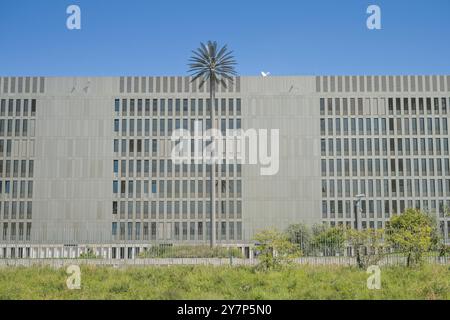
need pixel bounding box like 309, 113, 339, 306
79, 248, 99, 259
346, 228, 386, 269
0, 264, 448, 300
253, 229, 300, 270
138, 245, 242, 259
287, 223, 346, 256
282, 209, 446, 269
386, 209, 435, 267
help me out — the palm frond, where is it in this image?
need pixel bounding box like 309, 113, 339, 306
187, 41, 238, 90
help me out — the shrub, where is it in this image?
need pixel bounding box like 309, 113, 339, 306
79, 247, 99, 259
387, 209, 434, 267
138, 245, 242, 259
253, 229, 301, 271
286, 223, 312, 255
346, 228, 386, 269
310, 225, 346, 257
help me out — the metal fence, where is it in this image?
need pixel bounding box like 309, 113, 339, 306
0, 242, 448, 268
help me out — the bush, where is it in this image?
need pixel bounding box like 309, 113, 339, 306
253, 229, 301, 271
310, 225, 346, 257
286, 223, 312, 255
138, 245, 243, 259
286, 224, 347, 257
79, 247, 99, 259
346, 228, 386, 269
387, 209, 434, 267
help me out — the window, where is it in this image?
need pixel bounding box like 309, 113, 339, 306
388, 98, 393, 114
321, 139, 326, 155
320, 119, 325, 135
175, 99, 181, 114
411, 98, 417, 114
327, 98, 333, 115
31, 99, 36, 115
320, 98, 325, 116
160, 99, 166, 115
395, 98, 401, 114
148, 99, 156, 115
426, 98, 432, 114
419, 98, 424, 114
15, 100, 21, 116
236, 99, 241, 115
404, 98, 409, 113
321, 160, 326, 176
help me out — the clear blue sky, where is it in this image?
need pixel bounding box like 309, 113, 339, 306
0, 0, 449, 76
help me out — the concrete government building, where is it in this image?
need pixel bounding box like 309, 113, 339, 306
0, 75, 449, 259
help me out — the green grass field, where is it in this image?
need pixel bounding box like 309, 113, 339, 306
0, 264, 448, 300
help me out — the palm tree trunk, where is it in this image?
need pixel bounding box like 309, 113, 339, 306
209, 77, 216, 247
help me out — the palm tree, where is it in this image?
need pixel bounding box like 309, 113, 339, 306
188, 41, 237, 247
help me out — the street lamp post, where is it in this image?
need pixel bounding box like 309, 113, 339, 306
353, 194, 366, 265
354, 194, 366, 231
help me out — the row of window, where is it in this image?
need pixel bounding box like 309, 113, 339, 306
114, 98, 242, 116
112, 179, 243, 198
112, 200, 243, 220
113, 159, 242, 177
0, 119, 36, 137
0, 99, 37, 117
0, 140, 36, 158
0, 181, 34, 198
113, 118, 242, 137
113, 138, 244, 161
321, 158, 450, 177
111, 221, 243, 241
320, 117, 449, 136
322, 179, 450, 199
320, 97, 449, 116
1, 222, 32, 241
324, 220, 450, 234
0, 160, 34, 178
322, 199, 450, 220
321, 138, 450, 157
325, 220, 385, 230
0, 247, 31, 258
0, 201, 33, 221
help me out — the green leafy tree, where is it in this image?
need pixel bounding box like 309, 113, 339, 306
286, 223, 312, 255
346, 228, 386, 269
386, 209, 434, 267
253, 229, 301, 271
311, 225, 346, 256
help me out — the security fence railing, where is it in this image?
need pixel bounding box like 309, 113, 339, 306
0, 239, 448, 267
0, 210, 449, 267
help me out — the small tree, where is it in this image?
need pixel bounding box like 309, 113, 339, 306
79, 247, 98, 259
311, 225, 346, 256
386, 209, 433, 267
286, 223, 312, 255
253, 229, 301, 271
346, 228, 386, 269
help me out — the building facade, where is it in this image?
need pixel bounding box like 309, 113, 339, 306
0, 75, 449, 259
